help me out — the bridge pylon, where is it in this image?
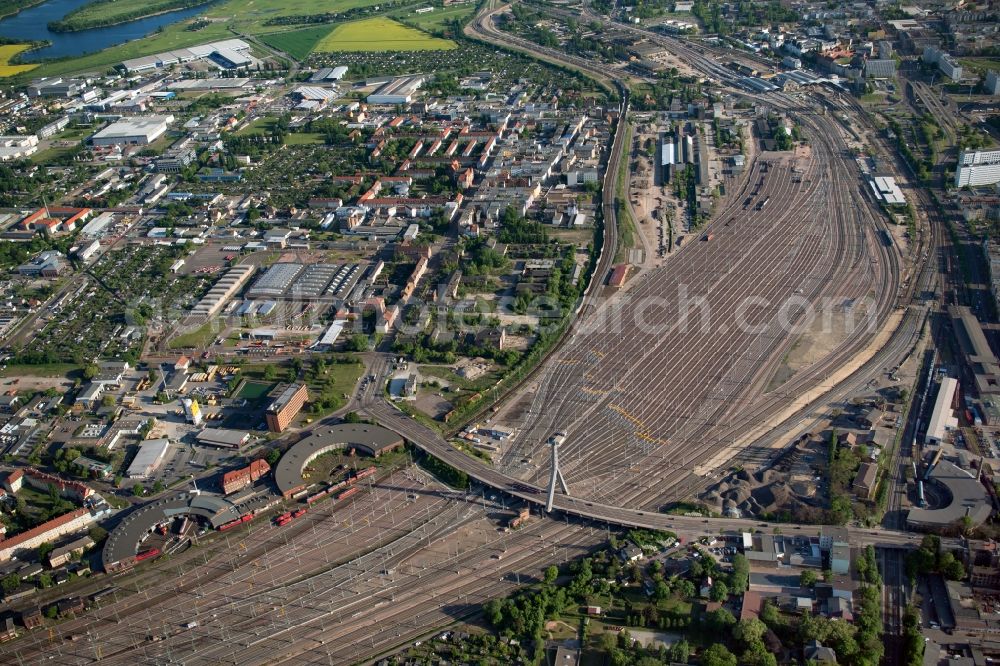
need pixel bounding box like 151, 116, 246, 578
545, 431, 570, 512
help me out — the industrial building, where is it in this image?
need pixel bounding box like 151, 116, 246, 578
126, 438, 171, 479
926, 377, 959, 445
867, 175, 905, 205
955, 149, 1000, 188
90, 116, 172, 147
274, 424, 404, 497
120, 39, 253, 73
0, 134, 39, 161
245, 262, 364, 301
247, 263, 304, 299
265, 383, 308, 433
190, 264, 256, 320
311, 66, 348, 82
367, 75, 425, 104
195, 428, 250, 449
950, 305, 1000, 397
907, 459, 991, 529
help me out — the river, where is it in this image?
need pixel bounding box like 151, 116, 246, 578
0, 0, 210, 62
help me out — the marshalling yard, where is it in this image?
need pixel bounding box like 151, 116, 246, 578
498, 112, 902, 509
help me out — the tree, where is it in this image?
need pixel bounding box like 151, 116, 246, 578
730, 553, 749, 593
544, 565, 558, 585
760, 599, 782, 628
37, 542, 55, 562
265, 447, 282, 466
701, 644, 737, 666
484, 598, 503, 626
347, 334, 368, 352
800, 569, 819, 588
709, 579, 729, 602
675, 579, 696, 598
88, 526, 108, 543
263, 364, 278, 381
83, 364, 99, 380
706, 607, 736, 633
669, 639, 690, 664
1, 573, 20, 593
44, 605, 58, 619
37, 573, 53, 589
132, 484, 146, 497
940, 552, 966, 581
733, 618, 767, 645
152, 480, 165, 494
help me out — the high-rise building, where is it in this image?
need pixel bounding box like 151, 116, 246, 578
955, 150, 1000, 187
265, 383, 308, 433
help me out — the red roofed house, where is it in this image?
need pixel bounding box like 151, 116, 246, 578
2, 469, 23, 494
0, 508, 95, 562
221, 459, 271, 495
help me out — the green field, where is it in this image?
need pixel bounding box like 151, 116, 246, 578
26, 0, 389, 78
168, 320, 219, 349
237, 380, 276, 400
283, 132, 325, 145
0, 362, 80, 378
314, 16, 456, 52
260, 25, 333, 60
399, 5, 473, 32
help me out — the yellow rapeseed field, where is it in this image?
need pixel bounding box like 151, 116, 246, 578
313, 17, 455, 52
0, 44, 38, 77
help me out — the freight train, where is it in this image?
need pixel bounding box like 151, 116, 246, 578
303, 465, 377, 505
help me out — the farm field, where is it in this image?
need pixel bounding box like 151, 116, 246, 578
260, 25, 332, 60
314, 17, 455, 52
0, 43, 37, 77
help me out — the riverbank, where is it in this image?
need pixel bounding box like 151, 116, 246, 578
47, 0, 213, 33
0, 0, 45, 21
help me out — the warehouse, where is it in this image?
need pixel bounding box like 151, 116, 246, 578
90, 116, 172, 147
926, 377, 959, 444
196, 428, 250, 449
190, 264, 256, 320
127, 439, 171, 479
868, 175, 905, 206
367, 75, 425, 104
247, 263, 304, 299
950, 305, 1000, 397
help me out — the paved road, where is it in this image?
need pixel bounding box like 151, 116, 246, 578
365, 399, 945, 550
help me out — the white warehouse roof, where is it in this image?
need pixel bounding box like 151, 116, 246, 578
127, 438, 171, 479
926, 376, 959, 444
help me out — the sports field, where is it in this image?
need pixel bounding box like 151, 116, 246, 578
313, 17, 455, 52
0, 44, 37, 77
